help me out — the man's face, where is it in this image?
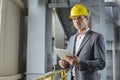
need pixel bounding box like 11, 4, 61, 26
71, 16, 88, 30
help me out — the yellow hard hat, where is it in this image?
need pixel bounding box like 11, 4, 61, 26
69, 4, 89, 18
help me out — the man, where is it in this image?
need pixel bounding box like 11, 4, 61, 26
59, 4, 106, 80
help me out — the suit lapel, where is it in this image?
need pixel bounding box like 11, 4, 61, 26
76, 30, 92, 56
71, 34, 77, 54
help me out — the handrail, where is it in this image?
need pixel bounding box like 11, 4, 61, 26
36, 69, 66, 80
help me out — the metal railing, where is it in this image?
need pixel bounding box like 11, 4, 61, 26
36, 69, 66, 80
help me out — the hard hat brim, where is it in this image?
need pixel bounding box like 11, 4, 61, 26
69, 14, 89, 19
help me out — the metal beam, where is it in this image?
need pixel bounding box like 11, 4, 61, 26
48, 2, 119, 26
82, 2, 117, 7
48, 2, 118, 8
49, 2, 69, 8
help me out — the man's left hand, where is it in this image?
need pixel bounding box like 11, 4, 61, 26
64, 55, 80, 66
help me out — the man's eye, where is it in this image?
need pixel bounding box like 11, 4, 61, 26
72, 18, 76, 20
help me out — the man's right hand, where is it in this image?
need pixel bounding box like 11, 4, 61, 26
58, 60, 68, 68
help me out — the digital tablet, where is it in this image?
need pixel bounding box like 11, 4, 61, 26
54, 48, 72, 60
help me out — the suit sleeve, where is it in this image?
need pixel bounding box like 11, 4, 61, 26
79, 34, 106, 71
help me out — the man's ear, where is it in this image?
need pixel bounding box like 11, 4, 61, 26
86, 16, 89, 20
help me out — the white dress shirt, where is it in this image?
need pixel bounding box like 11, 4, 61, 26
72, 28, 89, 76
75, 34, 86, 54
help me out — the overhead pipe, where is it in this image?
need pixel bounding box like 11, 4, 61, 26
11, 0, 27, 15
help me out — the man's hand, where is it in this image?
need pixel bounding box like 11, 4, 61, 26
64, 55, 80, 66
58, 60, 68, 68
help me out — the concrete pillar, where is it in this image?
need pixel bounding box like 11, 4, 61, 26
99, 0, 107, 80
112, 41, 116, 80
27, 0, 52, 80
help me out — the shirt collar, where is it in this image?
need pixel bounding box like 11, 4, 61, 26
77, 28, 90, 35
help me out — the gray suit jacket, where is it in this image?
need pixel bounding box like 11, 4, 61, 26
66, 30, 106, 80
